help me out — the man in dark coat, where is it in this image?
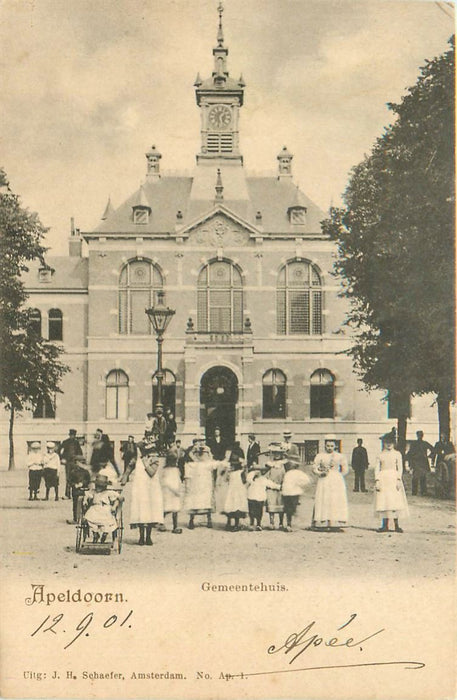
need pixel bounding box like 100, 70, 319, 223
246, 434, 261, 468
59, 429, 83, 498
67, 456, 91, 524
120, 435, 138, 473
151, 405, 168, 453
207, 427, 229, 462
351, 438, 369, 492
406, 430, 434, 496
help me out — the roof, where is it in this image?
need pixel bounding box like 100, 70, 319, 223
22, 257, 88, 291
93, 169, 326, 237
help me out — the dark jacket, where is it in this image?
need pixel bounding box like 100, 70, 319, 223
351, 445, 369, 470
246, 441, 261, 467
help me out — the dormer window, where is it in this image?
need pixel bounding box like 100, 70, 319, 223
288, 206, 307, 225
38, 266, 54, 283
133, 207, 150, 225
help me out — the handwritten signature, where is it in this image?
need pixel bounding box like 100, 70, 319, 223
268, 613, 383, 665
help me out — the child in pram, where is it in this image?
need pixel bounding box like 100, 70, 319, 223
83, 473, 123, 543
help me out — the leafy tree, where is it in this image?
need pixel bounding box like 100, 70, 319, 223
322, 37, 455, 448
0, 169, 69, 469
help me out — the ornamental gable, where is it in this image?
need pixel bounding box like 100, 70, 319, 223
186, 213, 251, 247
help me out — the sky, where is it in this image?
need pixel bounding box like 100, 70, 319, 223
1, 0, 454, 254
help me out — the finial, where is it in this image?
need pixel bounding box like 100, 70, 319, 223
194, 72, 202, 87
101, 196, 114, 221
215, 168, 224, 201
238, 73, 245, 87
217, 2, 224, 46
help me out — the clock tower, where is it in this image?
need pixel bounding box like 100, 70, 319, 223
195, 2, 245, 163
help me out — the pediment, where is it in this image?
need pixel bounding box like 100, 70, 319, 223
181, 208, 258, 247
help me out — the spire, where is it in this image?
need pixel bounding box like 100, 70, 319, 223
217, 1, 224, 46
215, 168, 224, 201
213, 1, 228, 82
101, 196, 114, 221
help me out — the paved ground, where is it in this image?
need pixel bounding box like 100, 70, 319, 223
1, 467, 455, 583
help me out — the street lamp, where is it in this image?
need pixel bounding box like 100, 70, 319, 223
145, 290, 175, 409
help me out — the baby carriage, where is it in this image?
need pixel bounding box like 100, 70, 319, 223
75, 475, 124, 554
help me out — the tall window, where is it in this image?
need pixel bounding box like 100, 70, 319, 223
48, 308, 63, 341
152, 370, 176, 416
33, 395, 55, 419
197, 260, 243, 332
119, 259, 163, 335
262, 369, 286, 419
277, 260, 322, 335
29, 308, 42, 336
310, 369, 335, 418
106, 370, 129, 419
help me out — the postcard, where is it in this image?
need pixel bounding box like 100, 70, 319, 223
0, 1, 455, 699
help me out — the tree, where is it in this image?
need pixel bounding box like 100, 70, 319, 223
0, 169, 69, 469
322, 37, 455, 447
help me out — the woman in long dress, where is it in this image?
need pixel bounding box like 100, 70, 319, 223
184, 436, 217, 529
312, 437, 349, 531
264, 443, 286, 529
121, 441, 164, 546
375, 434, 409, 532
221, 453, 248, 531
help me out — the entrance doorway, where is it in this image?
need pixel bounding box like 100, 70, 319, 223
200, 366, 238, 444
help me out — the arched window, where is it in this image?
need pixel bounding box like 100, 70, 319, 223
33, 395, 55, 419
277, 260, 322, 335
48, 308, 63, 341
310, 369, 335, 418
197, 260, 243, 333
29, 308, 42, 336
262, 369, 286, 419
106, 370, 129, 419
152, 369, 176, 416
119, 259, 163, 335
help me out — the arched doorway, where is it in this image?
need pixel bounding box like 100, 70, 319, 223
200, 366, 238, 444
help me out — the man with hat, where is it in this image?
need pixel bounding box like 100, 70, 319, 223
282, 430, 300, 462
311, 435, 349, 532
405, 430, 434, 496
27, 442, 44, 500
351, 438, 369, 492
59, 429, 83, 499
43, 441, 61, 501
121, 437, 164, 546
67, 456, 91, 524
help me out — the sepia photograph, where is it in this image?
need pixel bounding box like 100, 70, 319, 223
0, 1, 455, 698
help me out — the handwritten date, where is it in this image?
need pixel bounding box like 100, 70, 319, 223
31, 609, 133, 650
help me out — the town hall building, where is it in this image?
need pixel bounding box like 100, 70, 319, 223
4, 3, 437, 465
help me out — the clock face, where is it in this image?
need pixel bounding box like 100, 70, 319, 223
208, 104, 232, 129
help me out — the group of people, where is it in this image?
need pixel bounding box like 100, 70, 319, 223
26, 416, 455, 548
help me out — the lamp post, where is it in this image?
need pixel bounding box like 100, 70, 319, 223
145, 291, 175, 410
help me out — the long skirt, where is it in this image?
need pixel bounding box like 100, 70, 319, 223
129, 459, 164, 528
375, 470, 409, 518
221, 471, 248, 517
313, 469, 348, 527
162, 467, 182, 514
